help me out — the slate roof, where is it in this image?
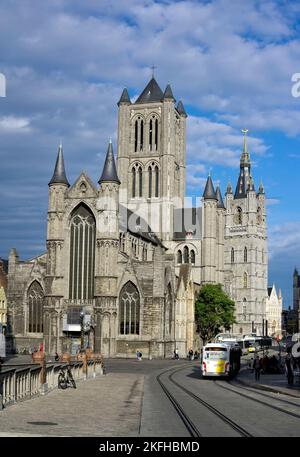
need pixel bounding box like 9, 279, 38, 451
98, 140, 120, 185
203, 175, 217, 200
119, 205, 164, 247
135, 77, 164, 104
49, 144, 70, 187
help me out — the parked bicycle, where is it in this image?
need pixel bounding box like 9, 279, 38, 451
58, 365, 76, 389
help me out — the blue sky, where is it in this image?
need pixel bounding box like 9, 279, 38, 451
0, 0, 300, 307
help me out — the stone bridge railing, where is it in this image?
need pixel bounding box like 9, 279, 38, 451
0, 355, 104, 410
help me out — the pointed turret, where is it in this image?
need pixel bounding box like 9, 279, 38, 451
258, 181, 265, 194
234, 129, 253, 199
216, 185, 225, 209
203, 175, 217, 200
177, 100, 187, 117
247, 175, 255, 192
98, 139, 120, 185
135, 77, 164, 104
163, 83, 175, 101
117, 88, 131, 106
49, 143, 70, 187
226, 181, 233, 195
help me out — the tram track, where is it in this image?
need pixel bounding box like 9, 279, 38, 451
214, 380, 300, 420
156, 366, 202, 437
157, 365, 253, 437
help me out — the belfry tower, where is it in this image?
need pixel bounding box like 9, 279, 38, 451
116, 76, 187, 241
224, 130, 268, 336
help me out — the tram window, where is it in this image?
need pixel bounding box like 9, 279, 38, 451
206, 347, 227, 351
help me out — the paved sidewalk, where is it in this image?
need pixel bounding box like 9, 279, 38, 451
0, 372, 144, 437
236, 366, 300, 398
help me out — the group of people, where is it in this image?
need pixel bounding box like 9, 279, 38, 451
29, 343, 44, 354
187, 348, 200, 360
251, 353, 280, 381
251, 351, 299, 385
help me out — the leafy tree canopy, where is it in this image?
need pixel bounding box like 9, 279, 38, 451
195, 284, 236, 344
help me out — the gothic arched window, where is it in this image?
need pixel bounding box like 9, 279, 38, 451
140, 120, 144, 151
155, 118, 158, 150
177, 250, 182, 264
138, 167, 143, 197
190, 250, 195, 264
149, 115, 159, 151
148, 166, 152, 198
235, 207, 242, 225
243, 272, 248, 289
69, 204, 95, 300
244, 247, 247, 263
132, 168, 136, 198
257, 207, 262, 225
183, 246, 189, 263
119, 282, 140, 335
231, 248, 235, 264
132, 163, 143, 198
147, 162, 159, 198
134, 116, 144, 152
155, 166, 159, 197
28, 281, 44, 333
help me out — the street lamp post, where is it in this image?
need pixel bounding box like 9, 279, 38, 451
80, 310, 84, 352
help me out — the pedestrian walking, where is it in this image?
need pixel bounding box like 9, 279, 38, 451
253, 355, 262, 381
285, 353, 294, 385
175, 348, 179, 360
188, 348, 194, 361
55, 352, 59, 361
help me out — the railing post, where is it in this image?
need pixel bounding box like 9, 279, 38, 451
32, 351, 47, 394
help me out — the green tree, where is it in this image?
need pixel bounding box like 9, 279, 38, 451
195, 284, 236, 344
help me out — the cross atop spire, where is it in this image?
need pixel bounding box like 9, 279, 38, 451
151, 64, 157, 78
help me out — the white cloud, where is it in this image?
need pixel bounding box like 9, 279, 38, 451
0, 116, 31, 132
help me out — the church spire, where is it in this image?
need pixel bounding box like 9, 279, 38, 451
163, 83, 175, 101
203, 175, 217, 200
234, 129, 253, 199
98, 139, 120, 185
48, 143, 70, 187
216, 184, 225, 209
117, 88, 131, 106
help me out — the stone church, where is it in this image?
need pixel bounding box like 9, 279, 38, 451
6, 76, 268, 357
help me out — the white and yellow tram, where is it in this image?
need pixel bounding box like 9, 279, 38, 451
201, 342, 241, 378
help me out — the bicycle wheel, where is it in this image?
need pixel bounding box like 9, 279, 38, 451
58, 373, 67, 389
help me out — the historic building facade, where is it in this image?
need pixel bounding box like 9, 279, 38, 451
6, 76, 269, 356
0, 258, 7, 333
224, 132, 268, 336
265, 284, 282, 338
